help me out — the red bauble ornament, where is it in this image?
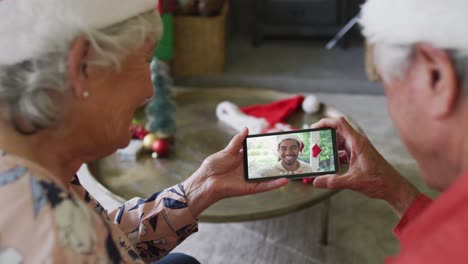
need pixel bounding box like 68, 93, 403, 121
152, 139, 170, 157
129, 124, 149, 140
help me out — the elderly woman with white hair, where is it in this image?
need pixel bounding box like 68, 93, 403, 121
0, 1, 288, 263
312, 0, 468, 262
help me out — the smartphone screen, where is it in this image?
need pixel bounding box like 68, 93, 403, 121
243, 128, 339, 181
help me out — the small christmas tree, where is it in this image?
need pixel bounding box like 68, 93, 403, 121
145, 58, 176, 138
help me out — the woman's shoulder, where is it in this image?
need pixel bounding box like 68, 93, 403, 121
0, 152, 57, 260
0, 150, 59, 183
0, 150, 72, 221
0, 151, 102, 263
0, 150, 71, 214
0, 151, 42, 195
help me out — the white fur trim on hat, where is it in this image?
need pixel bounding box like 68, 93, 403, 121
216, 101, 269, 134
277, 134, 302, 146
0, 0, 157, 65
360, 0, 468, 52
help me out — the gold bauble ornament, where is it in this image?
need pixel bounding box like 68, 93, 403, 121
142, 133, 157, 150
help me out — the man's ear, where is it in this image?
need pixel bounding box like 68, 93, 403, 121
67, 35, 90, 98
414, 43, 460, 118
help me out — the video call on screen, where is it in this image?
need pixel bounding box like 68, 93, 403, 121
246, 129, 336, 179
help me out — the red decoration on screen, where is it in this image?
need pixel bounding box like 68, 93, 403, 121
312, 144, 322, 158
302, 177, 314, 184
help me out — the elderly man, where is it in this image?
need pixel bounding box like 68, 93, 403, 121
312, 0, 468, 262
257, 134, 315, 177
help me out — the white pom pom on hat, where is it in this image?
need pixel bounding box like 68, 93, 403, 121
302, 95, 320, 114
0, 0, 159, 65
360, 0, 468, 53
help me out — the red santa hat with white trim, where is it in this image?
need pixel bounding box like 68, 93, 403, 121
0, 0, 160, 65
216, 94, 320, 134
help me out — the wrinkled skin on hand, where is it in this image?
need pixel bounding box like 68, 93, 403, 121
183, 128, 289, 217
311, 117, 420, 217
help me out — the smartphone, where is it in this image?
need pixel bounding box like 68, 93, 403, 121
243, 128, 339, 181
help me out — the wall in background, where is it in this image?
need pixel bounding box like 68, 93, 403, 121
227, 0, 364, 39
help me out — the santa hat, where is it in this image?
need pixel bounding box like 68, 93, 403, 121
0, 0, 159, 65
360, 0, 468, 54
216, 94, 320, 134
276, 134, 305, 152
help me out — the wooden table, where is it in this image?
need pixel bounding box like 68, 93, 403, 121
87, 88, 359, 244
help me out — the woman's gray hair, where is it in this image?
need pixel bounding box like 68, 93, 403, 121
0, 10, 162, 134
373, 43, 468, 91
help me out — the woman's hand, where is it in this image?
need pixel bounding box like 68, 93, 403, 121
311, 117, 420, 217
183, 128, 289, 218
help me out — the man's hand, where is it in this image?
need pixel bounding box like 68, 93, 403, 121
183, 128, 289, 218
311, 117, 420, 217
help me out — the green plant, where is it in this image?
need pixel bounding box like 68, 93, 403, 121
298, 132, 310, 163
318, 130, 333, 162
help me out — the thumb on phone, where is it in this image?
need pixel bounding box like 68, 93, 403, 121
313, 174, 342, 189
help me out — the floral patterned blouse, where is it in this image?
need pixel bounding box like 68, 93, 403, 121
0, 150, 198, 263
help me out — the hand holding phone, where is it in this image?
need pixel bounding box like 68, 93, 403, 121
243, 128, 339, 181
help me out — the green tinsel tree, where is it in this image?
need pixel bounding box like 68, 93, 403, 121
145, 58, 176, 136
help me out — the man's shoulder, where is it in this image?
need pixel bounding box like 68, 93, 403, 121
257, 164, 281, 177
297, 160, 314, 171
298, 160, 311, 166
397, 173, 468, 255
384, 173, 468, 263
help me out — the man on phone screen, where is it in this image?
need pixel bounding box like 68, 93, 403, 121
257, 135, 315, 177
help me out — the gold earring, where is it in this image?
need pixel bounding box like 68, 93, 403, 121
83, 91, 89, 98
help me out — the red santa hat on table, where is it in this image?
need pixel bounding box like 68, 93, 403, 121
360, 0, 468, 53
216, 94, 320, 134
0, 0, 160, 65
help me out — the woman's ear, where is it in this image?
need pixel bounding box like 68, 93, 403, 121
67, 35, 90, 99
414, 43, 460, 118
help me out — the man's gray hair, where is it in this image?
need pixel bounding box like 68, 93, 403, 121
373, 43, 468, 91
0, 10, 161, 134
